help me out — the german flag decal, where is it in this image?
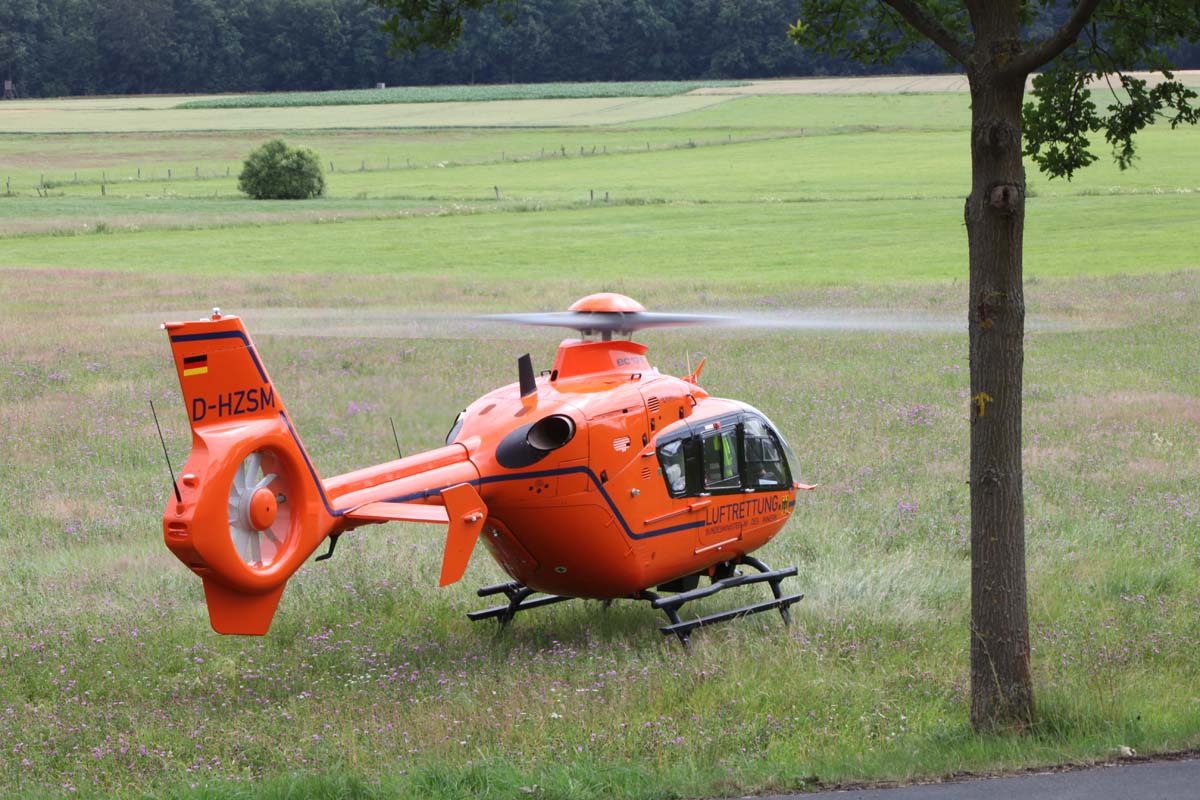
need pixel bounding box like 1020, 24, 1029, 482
182, 354, 209, 377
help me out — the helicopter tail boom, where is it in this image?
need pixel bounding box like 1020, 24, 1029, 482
162, 311, 335, 635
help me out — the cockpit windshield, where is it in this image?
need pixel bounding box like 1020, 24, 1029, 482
445, 410, 465, 445
738, 403, 801, 486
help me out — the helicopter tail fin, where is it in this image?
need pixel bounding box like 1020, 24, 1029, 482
161, 311, 334, 635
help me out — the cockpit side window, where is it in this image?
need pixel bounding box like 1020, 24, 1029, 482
656, 435, 703, 498
657, 439, 689, 498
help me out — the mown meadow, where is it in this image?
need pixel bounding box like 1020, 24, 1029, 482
0, 82, 1198, 799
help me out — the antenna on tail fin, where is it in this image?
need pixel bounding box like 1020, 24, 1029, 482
149, 400, 182, 503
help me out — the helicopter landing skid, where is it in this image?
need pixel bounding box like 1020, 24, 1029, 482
466, 556, 802, 644
467, 581, 573, 628
640, 556, 803, 645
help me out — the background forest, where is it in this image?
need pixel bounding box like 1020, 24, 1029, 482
6, 0, 1197, 99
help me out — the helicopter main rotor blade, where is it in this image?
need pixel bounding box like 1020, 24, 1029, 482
483, 311, 731, 333
138, 307, 1072, 339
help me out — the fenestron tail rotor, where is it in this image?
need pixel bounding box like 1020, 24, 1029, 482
226, 449, 290, 569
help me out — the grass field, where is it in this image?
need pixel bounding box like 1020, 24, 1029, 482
1, 81, 1198, 799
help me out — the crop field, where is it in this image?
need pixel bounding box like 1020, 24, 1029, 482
175, 81, 749, 109
1, 81, 1198, 799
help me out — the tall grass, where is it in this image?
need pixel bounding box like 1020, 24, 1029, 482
1, 269, 1197, 798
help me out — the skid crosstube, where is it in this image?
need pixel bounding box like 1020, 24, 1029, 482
466, 556, 803, 644
467, 581, 572, 627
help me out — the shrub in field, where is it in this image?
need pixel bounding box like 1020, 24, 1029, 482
238, 139, 325, 200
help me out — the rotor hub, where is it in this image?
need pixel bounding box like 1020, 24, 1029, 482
568, 292, 646, 313
247, 486, 278, 531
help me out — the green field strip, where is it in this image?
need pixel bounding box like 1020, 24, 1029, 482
3, 194, 1196, 282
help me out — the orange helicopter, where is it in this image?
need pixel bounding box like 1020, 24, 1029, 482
159, 293, 813, 642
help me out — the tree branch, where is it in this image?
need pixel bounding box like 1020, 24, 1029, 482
1002, 0, 1104, 78
880, 0, 971, 65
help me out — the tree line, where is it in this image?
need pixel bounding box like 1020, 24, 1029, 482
5, 0, 1198, 99
3, 0, 981, 98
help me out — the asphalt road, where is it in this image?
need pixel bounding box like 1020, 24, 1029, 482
748, 756, 1200, 800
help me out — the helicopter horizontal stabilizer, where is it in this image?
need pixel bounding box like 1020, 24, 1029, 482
341, 483, 487, 588
343, 502, 451, 524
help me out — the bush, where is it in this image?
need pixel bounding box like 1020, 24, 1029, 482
238, 139, 325, 200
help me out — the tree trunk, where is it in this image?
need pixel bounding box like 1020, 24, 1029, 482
965, 62, 1035, 732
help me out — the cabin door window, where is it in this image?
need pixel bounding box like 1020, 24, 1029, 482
701, 429, 741, 492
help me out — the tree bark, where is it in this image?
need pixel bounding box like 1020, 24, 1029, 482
965, 35, 1035, 730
